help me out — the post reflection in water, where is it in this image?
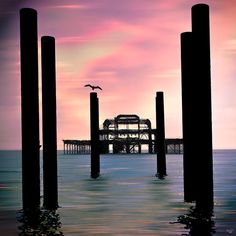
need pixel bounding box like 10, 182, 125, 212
176, 206, 215, 236
17, 208, 63, 236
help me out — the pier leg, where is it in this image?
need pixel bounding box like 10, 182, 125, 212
138, 144, 141, 154
154, 134, 157, 153
191, 4, 214, 211
90, 92, 100, 179
181, 32, 198, 202
41, 36, 58, 209
155, 92, 167, 177
20, 8, 40, 210
148, 128, 152, 154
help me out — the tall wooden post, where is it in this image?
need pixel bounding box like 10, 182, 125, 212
20, 8, 40, 210
90, 92, 100, 179
181, 32, 198, 202
41, 36, 58, 209
192, 4, 214, 211
156, 92, 167, 177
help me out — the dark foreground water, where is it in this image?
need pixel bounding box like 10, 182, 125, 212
0, 150, 236, 235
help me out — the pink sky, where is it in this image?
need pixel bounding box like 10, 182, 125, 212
0, 0, 236, 149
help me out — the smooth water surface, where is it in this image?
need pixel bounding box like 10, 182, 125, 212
0, 150, 236, 235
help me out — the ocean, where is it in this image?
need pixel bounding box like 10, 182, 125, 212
0, 150, 236, 235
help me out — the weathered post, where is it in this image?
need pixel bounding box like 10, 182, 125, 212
181, 32, 198, 202
192, 4, 214, 211
90, 92, 100, 178
156, 92, 167, 177
41, 36, 58, 209
20, 8, 40, 210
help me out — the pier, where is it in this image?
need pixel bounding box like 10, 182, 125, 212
63, 114, 183, 155
63, 140, 91, 154
18, 3, 214, 219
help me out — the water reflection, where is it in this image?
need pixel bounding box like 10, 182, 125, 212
177, 206, 215, 235
155, 173, 167, 180
17, 208, 63, 235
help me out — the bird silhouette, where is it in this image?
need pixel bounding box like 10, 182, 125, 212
84, 84, 102, 90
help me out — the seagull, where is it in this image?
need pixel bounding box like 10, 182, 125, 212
84, 84, 102, 91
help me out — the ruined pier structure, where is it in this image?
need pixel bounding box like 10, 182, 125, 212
63, 114, 183, 155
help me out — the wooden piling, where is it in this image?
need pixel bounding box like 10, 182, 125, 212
192, 4, 214, 211
41, 36, 58, 209
156, 92, 167, 177
181, 32, 198, 202
20, 8, 40, 210
90, 92, 100, 178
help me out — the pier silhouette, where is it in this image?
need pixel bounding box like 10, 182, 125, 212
63, 115, 183, 155
155, 92, 167, 177
90, 92, 100, 179
20, 8, 40, 211
181, 3, 214, 212
41, 36, 58, 209
19, 3, 214, 234
20, 8, 58, 211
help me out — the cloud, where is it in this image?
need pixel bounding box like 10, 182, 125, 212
152, 69, 180, 79
223, 39, 236, 54
57, 36, 88, 44
52, 4, 87, 10
1, 0, 236, 149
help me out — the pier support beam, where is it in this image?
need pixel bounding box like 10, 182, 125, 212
148, 124, 152, 154
192, 4, 214, 211
156, 92, 167, 177
90, 92, 100, 179
41, 36, 58, 209
20, 8, 40, 210
181, 32, 198, 202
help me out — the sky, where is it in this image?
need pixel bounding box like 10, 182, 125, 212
1, 0, 236, 149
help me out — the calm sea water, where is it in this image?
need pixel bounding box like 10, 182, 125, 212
0, 150, 236, 235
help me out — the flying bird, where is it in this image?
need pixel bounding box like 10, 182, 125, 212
84, 84, 102, 90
